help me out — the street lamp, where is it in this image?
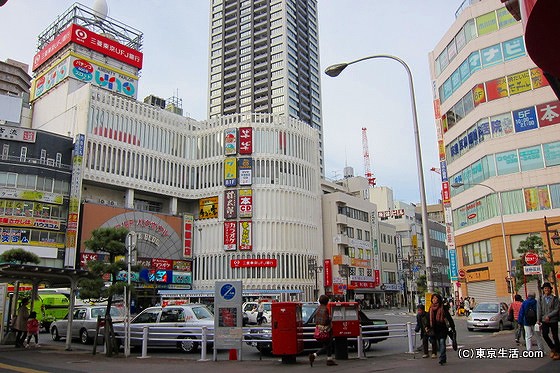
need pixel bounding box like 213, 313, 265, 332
544, 217, 560, 296
338, 264, 350, 301
451, 182, 512, 297
308, 258, 323, 301
125, 231, 137, 358
325, 55, 434, 292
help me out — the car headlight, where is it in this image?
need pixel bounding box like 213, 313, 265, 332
467, 315, 472, 321
489, 315, 500, 321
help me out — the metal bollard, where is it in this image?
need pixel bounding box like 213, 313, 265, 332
199, 326, 210, 361
139, 325, 150, 359
406, 322, 414, 354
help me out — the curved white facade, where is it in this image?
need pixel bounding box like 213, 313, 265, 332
45, 85, 324, 300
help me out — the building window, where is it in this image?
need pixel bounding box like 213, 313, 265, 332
20, 147, 27, 162
461, 239, 492, 266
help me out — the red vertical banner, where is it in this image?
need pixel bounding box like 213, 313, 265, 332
238, 127, 253, 154
223, 221, 237, 251
183, 214, 193, 258
442, 181, 451, 204
324, 259, 332, 287
374, 270, 380, 286
239, 220, 252, 251
239, 189, 253, 218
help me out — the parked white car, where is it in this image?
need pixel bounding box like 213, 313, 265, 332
113, 304, 214, 353
50, 305, 125, 344
242, 301, 272, 324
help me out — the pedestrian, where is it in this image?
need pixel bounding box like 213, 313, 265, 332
308, 294, 337, 367
538, 282, 560, 360
414, 304, 431, 358
13, 298, 30, 348
256, 300, 265, 325
448, 297, 455, 316
509, 294, 524, 344
428, 293, 455, 366
518, 292, 543, 351
24, 311, 40, 348
464, 297, 471, 316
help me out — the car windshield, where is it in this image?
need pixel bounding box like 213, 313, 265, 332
91, 306, 124, 318
474, 303, 499, 313
302, 304, 318, 323
192, 305, 213, 320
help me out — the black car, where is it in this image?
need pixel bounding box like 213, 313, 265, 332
245, 302, 388, 355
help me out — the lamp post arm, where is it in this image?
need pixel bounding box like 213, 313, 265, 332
341, 54, 432, 292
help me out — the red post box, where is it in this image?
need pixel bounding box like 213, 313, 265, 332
271, 302, 303, 363
328, 301, 360, 337
328, 301, 360, 360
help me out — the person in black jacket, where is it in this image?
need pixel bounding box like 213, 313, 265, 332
415, 304, 432, 358
428, 293, 455, 366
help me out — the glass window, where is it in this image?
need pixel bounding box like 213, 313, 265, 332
543, 141, 560, 167
550, 183, 560, 208
491, 112, 514, 138
519, 145, 544, 171
524, 186, 550, 212
496, 150, 519, 175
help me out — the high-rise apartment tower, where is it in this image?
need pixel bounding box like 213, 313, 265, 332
208, 0, 324, 174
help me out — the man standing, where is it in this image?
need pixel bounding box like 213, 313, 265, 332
538, 282, 560, 360
518, 292, 543, 351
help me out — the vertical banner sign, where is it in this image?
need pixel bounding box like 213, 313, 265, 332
238, 189, 253, 218
238, 127, 253, 155
224, 128, 237, 156
239, 221, 252, 251
448, 249, 459, 280
183, 214, 193, 258
224, 157, 237, 187
66, 134, 85, 268
324, 259, 332, 287
238, 157, 253, 186
224, 189, 237, 219
214, 281, 243, 350
224, 221, 237, 251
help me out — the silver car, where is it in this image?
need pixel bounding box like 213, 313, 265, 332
50, 305, 125, 344
466, 302, 514, 331
113, 304, 214, 353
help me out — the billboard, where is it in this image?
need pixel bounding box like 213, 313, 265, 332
224, 221, 237, 251
224, 157, 237, 187
238, 189, 253, 218
238, 127, 253, 154
224, 189, 237, 219
183, 214, 193, 258
239, 221, 252, 251
199, 197, 218, 219
224, 128, 237, 155
32, 23, 143, 71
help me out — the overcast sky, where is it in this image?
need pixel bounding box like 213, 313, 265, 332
0, 0, 465, 205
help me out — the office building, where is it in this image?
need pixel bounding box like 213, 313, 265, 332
430, 0, 560, 302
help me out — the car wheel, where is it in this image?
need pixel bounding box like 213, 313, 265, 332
256, 345, 272, 355
467, 327, 474, 331
80, 329, 91, 344
362, 338, 371, 351
498, 322, 504, 331
43, 322, 52, 333
178, 335, 199, 353
51, 326, 60, 341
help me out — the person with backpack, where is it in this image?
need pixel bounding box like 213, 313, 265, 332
518, 292, 543, 351
538, 282, 560, 360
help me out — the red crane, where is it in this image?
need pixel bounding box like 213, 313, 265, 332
362, 127, 376, 186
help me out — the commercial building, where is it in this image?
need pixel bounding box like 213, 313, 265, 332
207, 0, 324, 175
24, 2, 324, 304
430, 0, 560, 302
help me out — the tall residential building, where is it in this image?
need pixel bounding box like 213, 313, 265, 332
430, 0, 560, 303
207, 0, 324, 174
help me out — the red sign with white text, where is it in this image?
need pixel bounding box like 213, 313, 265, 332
238, 127, 253, 154
32, 23, 143, 71
224, 221, 237, 251
230, 259, 277, 268
324, 259, 332, 287
151, 258, 173, 270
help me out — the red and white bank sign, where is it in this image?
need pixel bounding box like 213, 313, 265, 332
32, 23, 143, 71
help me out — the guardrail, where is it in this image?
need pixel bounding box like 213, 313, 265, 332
116, 322, 417, 361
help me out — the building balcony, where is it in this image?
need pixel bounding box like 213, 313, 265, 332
336, 213, 348, 225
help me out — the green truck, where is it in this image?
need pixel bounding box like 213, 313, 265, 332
18, 293, 70, 332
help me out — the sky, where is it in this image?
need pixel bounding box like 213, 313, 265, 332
0, 0, 466, 205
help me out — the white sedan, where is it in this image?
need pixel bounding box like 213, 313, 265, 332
50, 305, 125, 344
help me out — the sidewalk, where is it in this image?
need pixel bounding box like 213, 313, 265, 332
0, 331, 558, 373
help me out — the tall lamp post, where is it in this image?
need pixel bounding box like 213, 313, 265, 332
308, 258, 323, 301
125, 231, 137, 358
544, 216, 560, 296
451, 182, 512, 297
325, 55, 433, 292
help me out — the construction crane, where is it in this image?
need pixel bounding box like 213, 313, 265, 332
361, 127, 376, 186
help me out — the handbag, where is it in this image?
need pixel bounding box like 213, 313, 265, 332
426, 328, 435, 337
507, 308, 514, 322
314, 325, 331, 341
